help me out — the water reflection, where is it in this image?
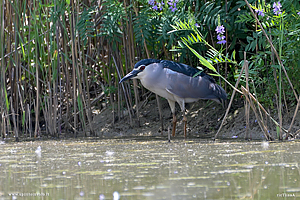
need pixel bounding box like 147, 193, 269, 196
0, 138, 299, 199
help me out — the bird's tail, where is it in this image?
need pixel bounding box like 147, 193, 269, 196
211, 83, 227, 104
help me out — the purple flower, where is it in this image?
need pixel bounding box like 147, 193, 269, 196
150, 0, 178, 12
216, 24, 226, 44
167, 0, 178, 12
149, 0, 165, 11
170, 6, 177, 12
168, 0, 178, 12
255, 8, 265, 17
273, 2, 282, 15
148, 0, 155, 6
215, 25, 225, 34
297, 11, 300, 15
217, 39, 226, 44
195, 23, 200, 27
157, 2, 163, 10
217, 35, 225, 41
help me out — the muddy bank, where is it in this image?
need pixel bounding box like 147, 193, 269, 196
89, 95, 300, 140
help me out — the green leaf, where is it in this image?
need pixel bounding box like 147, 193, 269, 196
232, 50, 236, 61
5, 88, 9, 110
22, 111, 25, 127
182, 40, 216, 73
208, 73, 221, 77
276, 126, 280, 138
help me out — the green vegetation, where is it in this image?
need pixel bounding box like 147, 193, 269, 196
0, 0, 299, 140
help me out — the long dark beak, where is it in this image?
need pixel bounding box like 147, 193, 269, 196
119, 70, 139, 83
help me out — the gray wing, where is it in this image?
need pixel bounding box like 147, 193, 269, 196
165, 69, 227, 101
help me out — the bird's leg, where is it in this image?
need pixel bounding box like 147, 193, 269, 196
179, 100, 187, 138
172, 113, 177, 137
183, 113, 187, 138
155, 94, 164, 135
167, 100, 176, 137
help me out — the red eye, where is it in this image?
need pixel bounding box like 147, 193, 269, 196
140, 65, 145, 70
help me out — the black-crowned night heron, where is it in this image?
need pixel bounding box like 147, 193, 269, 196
119, 59, 227, 137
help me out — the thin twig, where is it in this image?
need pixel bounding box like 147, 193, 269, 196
293, 128, 300, 138
286, 94, 300, 139
10, 97, 19, 142
242, 88, 273, 140
138, 91, 153, 111
244, 52, 250, 140
251, 80, 269, 138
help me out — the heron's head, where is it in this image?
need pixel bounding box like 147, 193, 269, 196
119, 59, 160, 83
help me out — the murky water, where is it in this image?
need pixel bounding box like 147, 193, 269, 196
0, 137, 299, 200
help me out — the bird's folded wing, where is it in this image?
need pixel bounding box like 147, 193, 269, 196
165, 72, 224, 100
